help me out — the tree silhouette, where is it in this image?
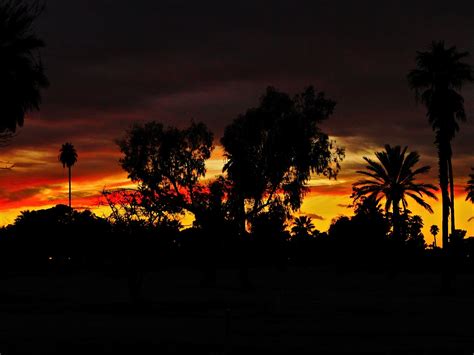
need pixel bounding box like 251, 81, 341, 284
430, 224, 439, 248
115, 121, 213, 301
291, 216, 316, 240
251, 203, 289, 269
401, 213, 427, 252
221, 86, 344, 236
117, 121, 213, 220
0, 0, 49, 143
352, 145, 437, 243
58, 142, 78, 208
465, 168, 474, 203
329, 197, 390, 265
408, 41, 473, 248
6, 204, 111, 268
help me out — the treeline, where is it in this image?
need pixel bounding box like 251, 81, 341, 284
1, 202, 473, 274
2, 78, 474, 278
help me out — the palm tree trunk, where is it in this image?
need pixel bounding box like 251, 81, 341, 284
448, 153, 456, 236
68, 166, 72, 208
392, 200, 401, 244
439, 153, 450, 249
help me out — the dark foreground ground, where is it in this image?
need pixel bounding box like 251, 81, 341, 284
0, 266, 473, 354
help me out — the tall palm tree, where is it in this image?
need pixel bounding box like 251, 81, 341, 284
59, 142, 77, 208
291, 216, 315, 239
0, 0, 49, 140
430, 225, 439, 248
352, 145, 438, 242
408, 41, 473, 248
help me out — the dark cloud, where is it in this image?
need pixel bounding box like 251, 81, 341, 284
33, 0, 474, 138
0, 187, 46, 202
301, 213, 325, 221
27, 0, 474, 164
337, 204, 352, 209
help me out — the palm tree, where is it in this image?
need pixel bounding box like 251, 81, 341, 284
291, 216, 315, 239
408, 41, 473, 248
58, 143, 78, 208
430, 225, 439, 248
352, 145, 438, 242
0, 0, 49, 141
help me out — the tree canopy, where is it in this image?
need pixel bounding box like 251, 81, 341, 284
221, 86, 344, 226
116, 121, 214, 219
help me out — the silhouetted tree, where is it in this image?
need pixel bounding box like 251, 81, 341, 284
101, 187, 182, 229
116, 121, 213, 301
221, 86, 343, 285
328, 197, 390, 266
251, 203, 289, 269
58, 142, 77, 208
221, 86, 344, 236
291, 216, 316, 240
408, 41, 473, 248
4, 205, 111, 268
192, 177, 237, 286
430, 225, 439, 248
352, 145, 437, 244
465, 168, 474, 203
290, 215, 327, 266
401, 214, 427, 253
449, 229, 468, 269
0, 0, 48, 143
117, 121, 213, 219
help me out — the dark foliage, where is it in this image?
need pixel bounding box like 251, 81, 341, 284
328, 197, 390, 267
0, 0, 48, 137
221, 86, 344, 233
408, 41, 473, 247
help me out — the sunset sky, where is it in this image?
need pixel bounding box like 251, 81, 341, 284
1, 0, 474, 244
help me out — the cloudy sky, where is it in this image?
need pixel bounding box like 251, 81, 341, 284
1, 0, 474, 242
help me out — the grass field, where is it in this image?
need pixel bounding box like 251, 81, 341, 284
0, 267, 473, 354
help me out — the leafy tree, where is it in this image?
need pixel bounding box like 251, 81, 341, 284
117, 120, 213, 220
221, 86, 344, 235
352, 145, 437, 243
0, 0, 49, 143
251, 203, 289, 268
401, 214, 427, 252
192, 176, 233, 231
191, 177, 238, 285
408, 41, 473, 248
101, 187, 181, 230
116, 121, 213, 299
58, 142, 77, 208
328, 197, 390, 264
8, 205, 111, 266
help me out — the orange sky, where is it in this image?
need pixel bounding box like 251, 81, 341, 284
1, 135, 473, 247
1, 1, 474, 248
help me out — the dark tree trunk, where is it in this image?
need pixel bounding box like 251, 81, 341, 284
68, 166, 72, 209
448, 153, 455, 236
236, 194, 252, 289
392, 199, 401, 244
439, 149, 450, 250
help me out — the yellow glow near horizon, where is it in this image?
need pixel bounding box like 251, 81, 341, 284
1, 138, 473, 250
